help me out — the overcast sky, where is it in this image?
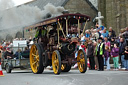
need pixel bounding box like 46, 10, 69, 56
12, 0, 33, 6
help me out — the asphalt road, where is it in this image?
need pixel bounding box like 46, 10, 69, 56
0, 69, 128, 85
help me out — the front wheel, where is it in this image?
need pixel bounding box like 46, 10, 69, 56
30, 44, 44, 74
77, 49, 87, 73
52, 50, 61, 75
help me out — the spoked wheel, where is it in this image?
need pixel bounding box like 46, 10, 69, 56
52, 50, 61, 75
30, 44, 44, 74
77, 49, 87, 73
6, 63, 12, 73
61, 64, 71, 72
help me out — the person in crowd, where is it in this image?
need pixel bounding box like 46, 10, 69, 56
109, 27, 116, 38
110, 37, 117, 50
104, 46, 110, 70
111, 43, 119, 70
95, 22, 99, 29
4, 48, 14, 59
85, 30, 90, 38
90, 26, 94, 33
2, 40, 6, 46
87, 40, 95, 70
8, 43, 13, 48
104, 37, 110, 66
73, 43, 80, 68
99, 26, 103, 33
91, 26, 94, 30
3, 42, 9, 51
21, 47, 30, 58
14, 49, 21, 59
108, 31, 112, 41
0, 48, 2, 62
124, 46, 128, 70
93, 42, 99, 70
84, 37, 89, 48
80, 33, 86, 42
91, 29, 99, 42
0, 43, 3, 50
95, 37, 105, 71
119, 37, 127, 69
119, 28, 125, 38
101, 28, 109, 38
80, 43, 86, 52
91, 29, 95, 40
97, 29, 101, 37
122, 27, 128, 40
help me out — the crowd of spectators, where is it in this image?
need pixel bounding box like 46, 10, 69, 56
0, 38, 31, 61
76, 26, 128, 71
0, 26, 128, 71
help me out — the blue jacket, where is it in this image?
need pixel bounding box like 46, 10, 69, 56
102, 31, 109, 38
85, 33, 90, 38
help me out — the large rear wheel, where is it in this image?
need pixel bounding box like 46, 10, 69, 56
52, 50, 61, 75
30, 44, 44, 74
77, 49, 87, 73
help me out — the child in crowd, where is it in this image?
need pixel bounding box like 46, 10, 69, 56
111, 43, 119, 70
124, 46, 128, 70
104, 46, 110, 70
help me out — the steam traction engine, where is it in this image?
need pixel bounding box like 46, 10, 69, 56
27, 13, 90, 74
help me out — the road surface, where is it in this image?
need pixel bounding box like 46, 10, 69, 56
0, 69, 128, 85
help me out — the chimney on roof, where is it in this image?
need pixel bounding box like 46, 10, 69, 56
62, 10, 69, 14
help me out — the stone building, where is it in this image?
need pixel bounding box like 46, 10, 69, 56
98, 0, 128, 34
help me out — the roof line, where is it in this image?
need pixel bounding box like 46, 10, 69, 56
61, 0, 69, 6
85, 0, 98, 12
62, 0, 98, 12
16, 0, 36, 7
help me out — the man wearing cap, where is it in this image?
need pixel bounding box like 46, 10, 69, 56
95, 37, 105, 71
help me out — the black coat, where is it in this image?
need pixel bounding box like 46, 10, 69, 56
108, 30, 116, 41
97, 43, 105, 56
119, 42, 127, 55
22, 50, 30, 58
124, 50, 128, 60
4, 51, 13, 59
110, 41, 118, 50
111, 30, 116, 37
87, 43, 94, 56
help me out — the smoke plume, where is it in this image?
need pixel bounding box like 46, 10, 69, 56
0, 0, 65, 38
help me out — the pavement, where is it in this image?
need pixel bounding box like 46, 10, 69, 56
0, 68, 128, 85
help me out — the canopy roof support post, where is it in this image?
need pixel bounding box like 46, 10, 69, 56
57, 24, 60, 45
82, 19, 88, 34
78, 19, 80, 38
66, 19, 68, 36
